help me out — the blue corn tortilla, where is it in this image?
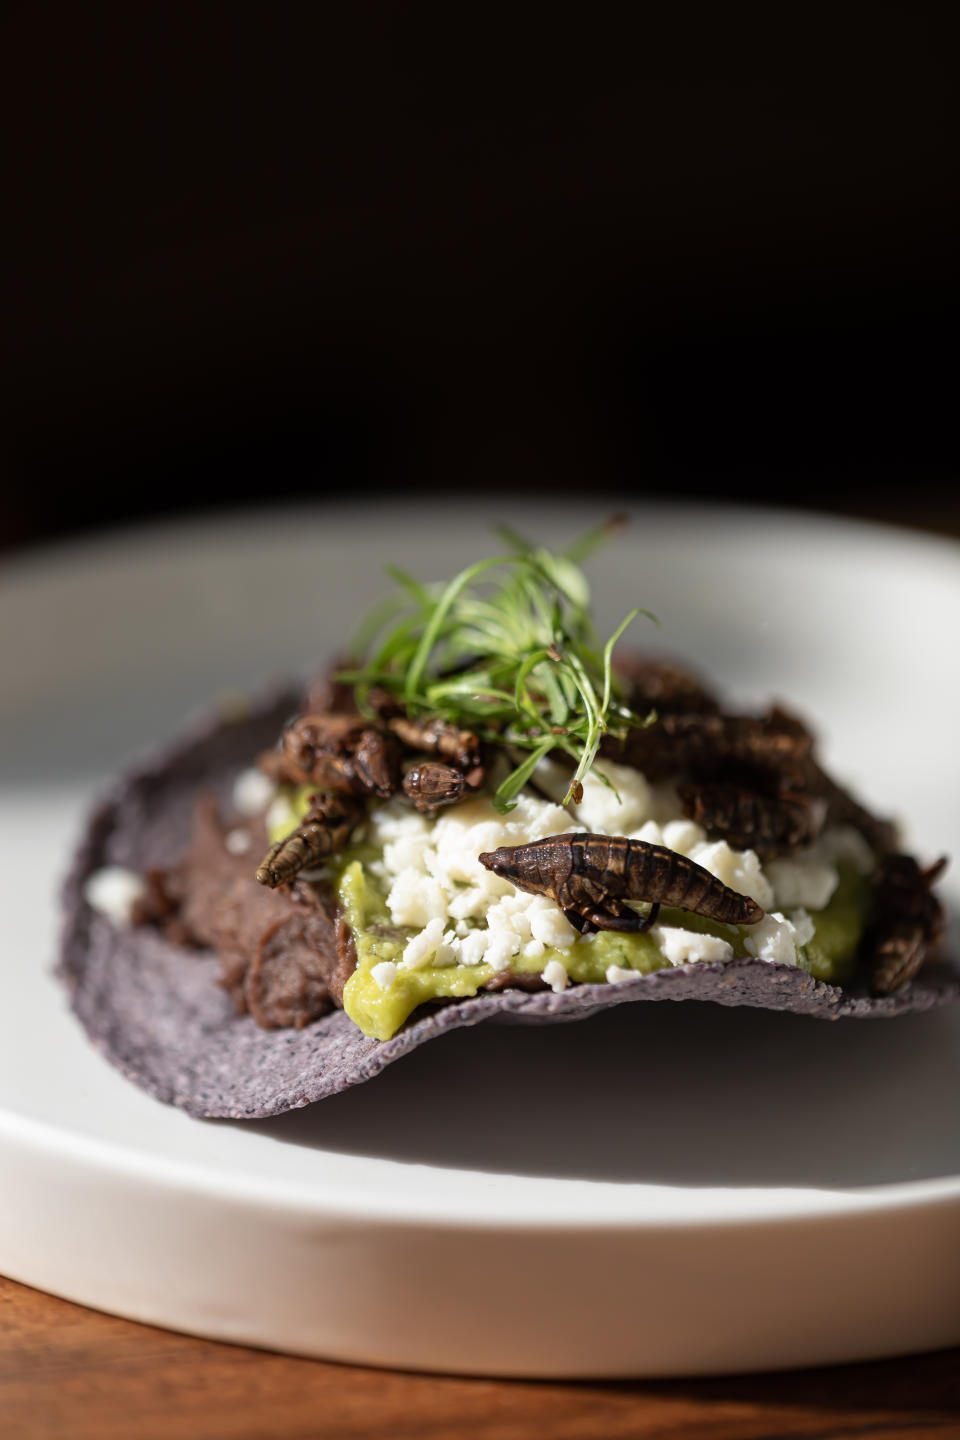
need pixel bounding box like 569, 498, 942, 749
59, 689, 960, 1120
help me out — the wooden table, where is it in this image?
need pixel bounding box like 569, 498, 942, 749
2, 1274, 958, 1439
0, 1274, 956, 1439
5, 501, 959, 1438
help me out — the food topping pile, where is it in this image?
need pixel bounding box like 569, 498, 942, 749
102, 526, 947, 1042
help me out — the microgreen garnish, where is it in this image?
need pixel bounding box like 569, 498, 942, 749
340, 523, 657, 812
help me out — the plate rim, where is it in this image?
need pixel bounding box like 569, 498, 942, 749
3, 500, 959, 1228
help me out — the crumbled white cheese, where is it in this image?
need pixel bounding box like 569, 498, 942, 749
376, 808, 433, 875
529, 903, 578, 949
689, 838, 774, 911
648, 781, 685, 824
371, 960, 398, 991
364, 761, 846, 992
83, 866, 146, 927
661, 818, 707, 854
387, 868, 449, 927
368, 792, 581, 976
765, 854, 838, 911
224, 828, 253, 856
233, 767, 276, 818
458, 930, 489, 966
432, 930, 459, 968
743, 911, 807, 967
372, 805, 431, 843
487, 894, 533, 943
401, 917, 446, 969
448, 886, 490, 921
605, 963, 637, 984
266, 792, 296, 837
812, 824, 876, 875
542, 958, 570, 992
485, 932, 521, 969
790, 907, 816, 947
575, 758, 653, 835
652, 925, 734, 967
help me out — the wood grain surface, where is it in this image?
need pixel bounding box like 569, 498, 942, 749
2, 1276, 958, 1440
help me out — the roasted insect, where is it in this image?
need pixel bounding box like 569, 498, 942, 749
402, 761, 467, 813
678, 782, 827, 857
263, 712, 401, 799
479, 833, 765, 934
303, 657, 361, 716
386, 715, 485, 790
614, 655, 720, 715
604, 701, 897, 858
256, 790, 365, 889
866, 854, 948, 995
603, 708, 814, 782
256, 702, 488, 883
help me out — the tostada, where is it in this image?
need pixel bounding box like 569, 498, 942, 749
61, 524, 956, 1117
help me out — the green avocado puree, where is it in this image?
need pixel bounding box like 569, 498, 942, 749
338, 859, 872, 1042
267, 784, 871, 1042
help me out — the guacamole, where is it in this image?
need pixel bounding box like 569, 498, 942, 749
338, 857, 872, 1041
267, 780, 873, 1042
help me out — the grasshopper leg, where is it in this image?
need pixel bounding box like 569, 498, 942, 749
581, 901, 661, 934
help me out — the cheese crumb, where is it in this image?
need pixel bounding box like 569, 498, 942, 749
661, 818, 707, 854
652, 926, 734, 967
765, 855, 837, 911
232, 768, 276, 818
83, 866, 147, 927
605, 964, 636, 984
371, 961, 398, 991
541, 958, 570, 992
388, 869, 448, 927
575, 758, 653, 834
401, 917, 446, 969
224, 828, 253, 856
529, 906, 578, 949
458, 930, 489, 966
815, 824, 876, 874
690, 839, 774, 910
790, 907, 815, 947
743, 912, 804, 967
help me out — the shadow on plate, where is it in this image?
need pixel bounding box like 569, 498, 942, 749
239, 995, 960, 1189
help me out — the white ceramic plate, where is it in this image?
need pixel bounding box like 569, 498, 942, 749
1, 501, 958, 1378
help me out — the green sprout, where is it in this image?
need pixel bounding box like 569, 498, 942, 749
339, 521, 657, 813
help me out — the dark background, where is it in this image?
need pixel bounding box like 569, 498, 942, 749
3, 6, 958, 555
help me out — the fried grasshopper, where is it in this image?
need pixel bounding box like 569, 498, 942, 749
386, 715, 485, 790
263, 712, 402, 799
678, 781, 828, 857
605, 699, 896, 859
480, 832, 765, 934
256, 704, 485, 886
402, 761, 467, 813
255, 789, 366, 889
865, 854, 948, 995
